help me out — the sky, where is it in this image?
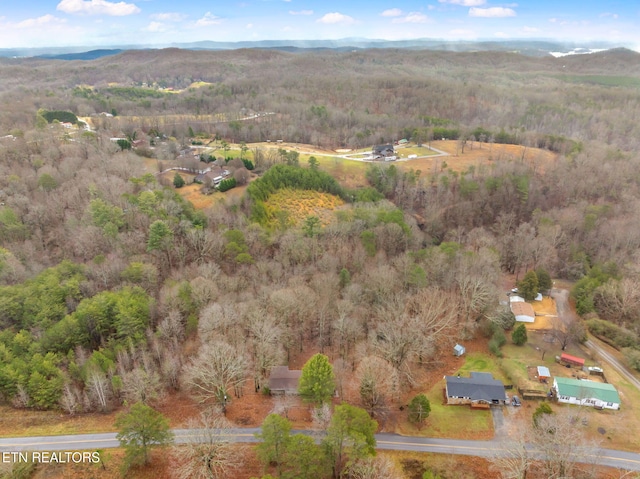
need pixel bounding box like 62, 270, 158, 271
1, 0, 639, 49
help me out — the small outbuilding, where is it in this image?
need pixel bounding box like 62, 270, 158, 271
453, 344, 466, 357
559, 353, 585, 368
537, 366, 551, 382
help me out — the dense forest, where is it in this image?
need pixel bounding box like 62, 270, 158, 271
1, 47, 640, 478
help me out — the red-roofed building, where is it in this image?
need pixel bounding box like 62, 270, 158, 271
560, 353, 585, 367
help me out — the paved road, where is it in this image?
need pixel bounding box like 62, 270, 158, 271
586, 339, 640, 391
552, 288, 640, 392
1, 429, 640, 472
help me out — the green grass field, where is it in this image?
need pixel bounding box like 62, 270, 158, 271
401, 377, 493, 439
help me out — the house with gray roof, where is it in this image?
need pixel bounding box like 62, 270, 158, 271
445, 372, 508, 406
372, 144, 395, 159
268, 366, 302, 395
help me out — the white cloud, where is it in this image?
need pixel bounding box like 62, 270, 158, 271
15, 14, 67, 28
600, 12, 619, 19
195, 12, 222, 27
438, 0, 485, 6
381, 8, 403, 17
317, 12, 356, 25
522, 26, 539, 33
494, 31, 509, 38
469, 7, 516, 17
57, 0, 140, 16
289, 10, 314, 15
150, 12, 186, 22
392, 12, 429, 24
144, 21, 166, 32
246, 23, 253, 29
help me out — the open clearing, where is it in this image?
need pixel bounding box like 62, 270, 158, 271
263, 189, 345, 227
141, 139, 558, 211
398, 140, 558, 177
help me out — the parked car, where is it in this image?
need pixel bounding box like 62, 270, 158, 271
512, 395, 521, 406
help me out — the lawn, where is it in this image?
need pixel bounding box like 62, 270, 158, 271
454, 352, 508, 383
499, 332, 640, 453
402, 378, 494, 440
395, 145, 440, 158
298, 154, 369, 189
398, 353, 497, 439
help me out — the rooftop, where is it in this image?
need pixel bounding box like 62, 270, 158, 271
446, 372, 507, 402
268, 366, 302, 393
560, 353, 585, 366
554, 377, 620, 404
537, 366, 551, 377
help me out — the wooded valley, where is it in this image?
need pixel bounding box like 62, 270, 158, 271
1, 47, 640, 478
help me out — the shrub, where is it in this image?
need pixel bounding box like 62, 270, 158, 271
242, 158, 255, 170
493, 328, 507, 347
623, 348, 640, 372
533, 402, 553, 427
116, 139, 132, 151
408, 394, 431, 427
535, 268, 553, 292
173, 173, 185, 188
218, 177, 237, 192
586, 318, 638, 350
489, 329, 506, 357
488, 338, 503, 357
512, 323, 528, 346
518, 271, 539, 301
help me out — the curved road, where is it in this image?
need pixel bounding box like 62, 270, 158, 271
551, 288, 640, 392
585, 339, 640, 392
1, 429, 640, 472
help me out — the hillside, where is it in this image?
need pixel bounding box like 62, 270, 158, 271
1, 46, 640, 478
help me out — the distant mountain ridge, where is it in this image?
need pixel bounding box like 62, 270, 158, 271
35, 49, 124, 61
0, 38, 628, 60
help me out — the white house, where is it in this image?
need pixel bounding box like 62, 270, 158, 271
554, 377, 620, 410
511, 302, 535, 323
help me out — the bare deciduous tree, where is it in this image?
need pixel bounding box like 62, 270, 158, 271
183, 341, 248, 408
344, 455, 404, 479
85, 369, 112, 412
374, 289, 457, 386
354, 356, 398, 418
247, 310, 284, 390
532, 412, 601, 479
488, 425, 531, 479
173, 409, 242, 479
551, 317, 586, 351
121, 366, 164, 405
60, 383, 82, 415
